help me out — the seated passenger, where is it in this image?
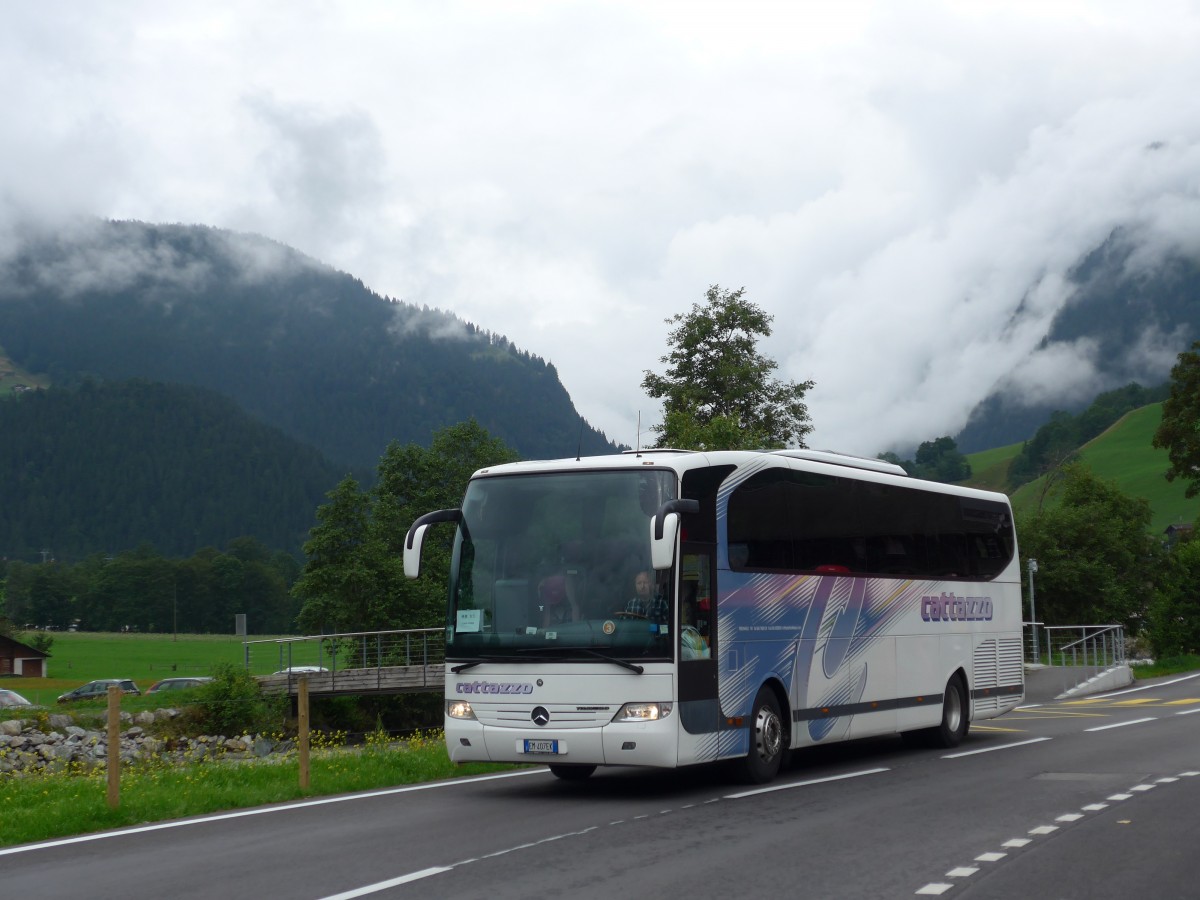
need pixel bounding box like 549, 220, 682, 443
680, 591, 710, 660
540, 574, 580, 627
621, 570, 668, 621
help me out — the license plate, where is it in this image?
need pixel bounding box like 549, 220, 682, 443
522, 738, 560, 754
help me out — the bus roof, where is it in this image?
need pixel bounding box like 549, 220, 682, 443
469, 448, 1009, 505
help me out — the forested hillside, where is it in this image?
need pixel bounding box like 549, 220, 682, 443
956, 231, 1200, 451
0, 220, 619, 470
0, 380, 346, 561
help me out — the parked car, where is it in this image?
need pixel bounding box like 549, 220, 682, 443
146, 676, 213, 694
0, 688, 34, 708
272, 666, 329, 675
56, 679, 141, 703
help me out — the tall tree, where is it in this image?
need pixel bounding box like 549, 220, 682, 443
1017, 463, 1159, 628
641, 285, 814, 451
292, 476, 391, 634
1153, 341, 1200, 498
372, 420, 521, 630
292, 421, 520, 635
1146, 536, 1200, 658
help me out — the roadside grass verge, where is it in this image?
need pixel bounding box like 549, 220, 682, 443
1131, 655, 1200, 680
0, 729, 518, 849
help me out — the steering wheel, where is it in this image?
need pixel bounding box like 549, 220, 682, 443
612, 611, 647, 620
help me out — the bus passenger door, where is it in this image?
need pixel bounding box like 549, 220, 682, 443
677, 546, 719, 745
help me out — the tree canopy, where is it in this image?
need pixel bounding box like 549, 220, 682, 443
1016, 463, 1159, 629
879, 436, 971, 483
641, 285, 814, 450
1153, 342, 1200, 498
293, 420, 519, 635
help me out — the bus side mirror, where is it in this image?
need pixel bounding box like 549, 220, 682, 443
403, 508, 462, 578
650, 499, 699, 570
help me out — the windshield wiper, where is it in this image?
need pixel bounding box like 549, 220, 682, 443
517, 646, 644, 674
449, 656, 514, 673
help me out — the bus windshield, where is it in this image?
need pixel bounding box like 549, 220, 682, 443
446, 468, 678, 663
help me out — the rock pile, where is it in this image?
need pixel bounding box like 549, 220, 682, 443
0, 711, 294, 775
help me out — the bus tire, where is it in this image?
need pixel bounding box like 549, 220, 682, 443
933, 675, 969, 747
902, 675, 969, 749
549, 764, 596, 781
740, 686, 785, 784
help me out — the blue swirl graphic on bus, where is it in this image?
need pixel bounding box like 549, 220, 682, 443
716, 570, 933, 745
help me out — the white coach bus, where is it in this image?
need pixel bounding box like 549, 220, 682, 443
404, 448, 1023, 783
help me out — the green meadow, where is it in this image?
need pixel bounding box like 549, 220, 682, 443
964, 402, 1198, 532
5, 631, 282, 706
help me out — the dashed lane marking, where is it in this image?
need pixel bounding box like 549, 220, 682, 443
913, 770, 1200, 897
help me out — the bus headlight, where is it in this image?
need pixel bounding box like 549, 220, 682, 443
446, 700, 476, 720
612, 702, 673, 722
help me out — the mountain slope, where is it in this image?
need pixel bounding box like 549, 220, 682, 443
0, 379, 345, 560
0, 220, 619, 469
969, 403, 1196, 533
956, 231, 1200, 452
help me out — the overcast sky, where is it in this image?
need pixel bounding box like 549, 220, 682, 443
5, 1, 1200, 455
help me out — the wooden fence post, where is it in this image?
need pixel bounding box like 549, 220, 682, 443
106, 685, 120, 808
298, 675, 310, 789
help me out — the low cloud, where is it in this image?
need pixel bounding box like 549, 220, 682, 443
3, 1, 1200, 453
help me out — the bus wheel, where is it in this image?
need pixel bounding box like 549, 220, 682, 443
741, 687, 785, 784
549, 764, 596, 781
922, 675, 969, 748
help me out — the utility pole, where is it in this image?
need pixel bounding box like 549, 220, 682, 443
1027, 558, 1039, 664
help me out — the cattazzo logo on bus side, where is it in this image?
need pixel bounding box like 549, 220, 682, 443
455, 681, 534, 695
921, 593, 993, 622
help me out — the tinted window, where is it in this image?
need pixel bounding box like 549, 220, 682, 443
727, 467, 1014, 581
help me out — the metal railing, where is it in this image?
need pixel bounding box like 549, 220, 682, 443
243, 628, 444, 684
1041, 624, 1127, 695
1023, 621, 1044, 665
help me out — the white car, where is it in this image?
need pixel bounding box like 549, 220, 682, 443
0, 688, 35, 708
271, 666, 329, 675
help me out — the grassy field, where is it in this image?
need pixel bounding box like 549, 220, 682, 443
963, 403, 1197, 532
5, 631, 285, 706
962, 440, 1023, 491
1010, 403, 1196, 530
0, 343, 50, 393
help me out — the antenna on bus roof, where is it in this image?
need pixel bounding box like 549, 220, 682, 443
576, 417, 585, 462
635, 411, 642, 457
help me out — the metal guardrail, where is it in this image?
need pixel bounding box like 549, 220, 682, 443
243, 628, 445, 695
1040, 624, 1127, 695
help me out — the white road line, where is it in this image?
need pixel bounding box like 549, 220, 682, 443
942, 737, 1049, 758
0, 768, 549, 857
1090, 671, 1200, 697
1028, 825, 1058, 835
975, 852, 1006, 862
320, 868, 454, 898
946, 866, 979, 877
915, 883, 953, 895
1177, 708, 1200, 716
724, 767, 889, 799
1084, 716, 1157, 732
320, 824, 603, 899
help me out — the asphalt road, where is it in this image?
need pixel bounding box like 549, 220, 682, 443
4, 671, 1199, 900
